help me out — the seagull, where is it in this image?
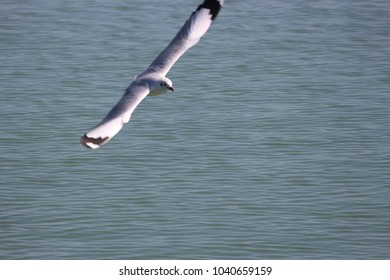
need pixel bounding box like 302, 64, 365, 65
80, 0, 224, 149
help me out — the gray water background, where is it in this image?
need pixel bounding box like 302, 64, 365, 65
0, 0, 389, 259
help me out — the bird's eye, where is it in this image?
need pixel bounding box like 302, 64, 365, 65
160, 82, 164, 86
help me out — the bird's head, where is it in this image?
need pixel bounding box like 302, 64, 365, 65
148, 77, 174, 96
160, 77, 174, 92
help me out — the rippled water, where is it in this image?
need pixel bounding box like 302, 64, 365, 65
1, 0, 389, 259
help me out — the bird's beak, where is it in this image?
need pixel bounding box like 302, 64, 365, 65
168, 86, 174, 92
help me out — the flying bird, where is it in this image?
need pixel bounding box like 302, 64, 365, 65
80, 0, 224, 149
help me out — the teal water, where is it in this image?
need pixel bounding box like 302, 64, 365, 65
1, 0, 389, 259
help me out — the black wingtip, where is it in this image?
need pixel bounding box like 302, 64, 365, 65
80, 134, 109, 149
198, 0, 223, 21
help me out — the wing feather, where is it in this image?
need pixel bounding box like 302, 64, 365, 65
80, 83, 150, 149
144, 0, 224, 76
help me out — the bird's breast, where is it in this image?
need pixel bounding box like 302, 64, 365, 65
148, 87, 169, 96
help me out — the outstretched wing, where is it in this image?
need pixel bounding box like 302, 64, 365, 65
144, 0, 224, 76
80, 83, 150, 149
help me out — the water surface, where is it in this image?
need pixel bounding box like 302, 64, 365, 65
0, 0, 389, 259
